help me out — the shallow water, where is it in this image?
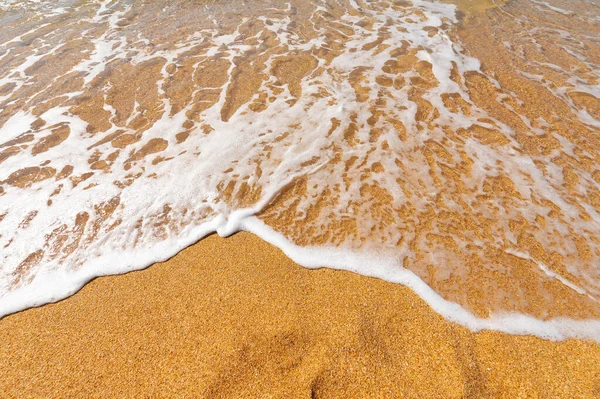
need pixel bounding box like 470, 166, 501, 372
0, 0, 599, 340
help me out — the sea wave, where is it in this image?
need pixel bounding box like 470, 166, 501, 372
0, 0, 599, 340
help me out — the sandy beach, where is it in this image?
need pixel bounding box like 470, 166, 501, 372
1, 0, 600, 396
1, 232, 599, 398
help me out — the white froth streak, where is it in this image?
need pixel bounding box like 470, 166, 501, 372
242, 218, 600, 342
505, 248, 595, 300
529, 0, 573, 16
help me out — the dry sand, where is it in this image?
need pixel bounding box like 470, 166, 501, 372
1, 232, 599, 398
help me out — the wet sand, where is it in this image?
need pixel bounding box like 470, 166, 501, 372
1, 0, 600, 396
1, 232, 599, 398
2, 0, 600, 326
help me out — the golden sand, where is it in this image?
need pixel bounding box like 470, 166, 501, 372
1, 1, 600, 396
1, 232, 599, 398
452, 0, 510, 14
2, 0, 600, 320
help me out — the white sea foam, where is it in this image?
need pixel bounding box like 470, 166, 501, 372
0, 0, 599, 341
530, 0, 573, 15
3, 212, 600, 342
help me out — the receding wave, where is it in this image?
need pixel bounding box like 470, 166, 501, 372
0, 0, 600, 340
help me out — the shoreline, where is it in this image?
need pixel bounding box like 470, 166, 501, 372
2, 0, 599, 334
1, 232, 599, 398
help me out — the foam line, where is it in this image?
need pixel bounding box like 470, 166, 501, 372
241, 217, 600, 342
